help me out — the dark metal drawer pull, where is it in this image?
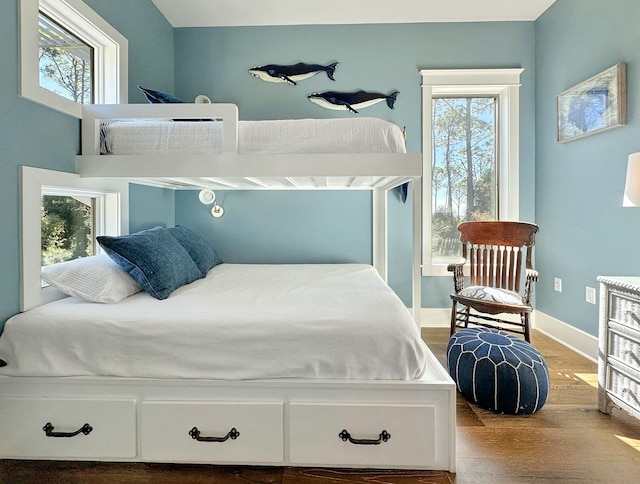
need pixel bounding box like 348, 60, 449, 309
339, 429, 390, 445
42, 422, 93, 438
189, 426, 239, 442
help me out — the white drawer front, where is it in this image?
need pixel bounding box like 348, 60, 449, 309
609, 328, 640, 368
609, 292, 640, 331
0, 398, 136, 459
608, 367, 640, 414
141, 401, 283, 463
289, 402, 436, 468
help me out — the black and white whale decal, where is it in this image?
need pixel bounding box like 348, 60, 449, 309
307, 90, 399, 114
248, 62, 339, 85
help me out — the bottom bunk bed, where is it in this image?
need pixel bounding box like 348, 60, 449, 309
0, 263, 456, 471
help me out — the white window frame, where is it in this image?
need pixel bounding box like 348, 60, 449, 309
421, 68, 523, 276
19, 0, 128, 118
21, 166, 129, 311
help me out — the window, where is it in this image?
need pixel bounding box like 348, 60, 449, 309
22, 167, 129, 310
41, 189, 98, 267
421, 69, 523, 276
39, 12, 94, 104
20, 0, 128, 118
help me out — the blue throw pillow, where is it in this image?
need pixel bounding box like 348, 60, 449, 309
97, 227, 202, 300
168, 226, 223, 277
138, 85, 184, 104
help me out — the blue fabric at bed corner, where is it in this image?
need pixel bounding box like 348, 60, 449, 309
168, 225, 223, 277
394, 182, 408, 203
97, 227, 202, 300
137, 85, 184, 104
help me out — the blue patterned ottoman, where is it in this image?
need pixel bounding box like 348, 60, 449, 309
447, 328, 549, 414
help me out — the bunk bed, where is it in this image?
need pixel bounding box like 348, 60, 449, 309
0, 103, 456, 471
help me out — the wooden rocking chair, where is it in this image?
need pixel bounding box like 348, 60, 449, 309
448, 221, 539, 342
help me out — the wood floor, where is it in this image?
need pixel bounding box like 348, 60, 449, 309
1, 328, 639, 483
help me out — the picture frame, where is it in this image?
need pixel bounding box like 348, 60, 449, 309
556, 63, 626, 143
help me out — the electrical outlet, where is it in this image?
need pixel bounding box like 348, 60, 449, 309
554, 277, 562, 292
586, 286, 597, 304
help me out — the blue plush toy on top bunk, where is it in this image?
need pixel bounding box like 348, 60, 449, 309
137, 85, 184, 104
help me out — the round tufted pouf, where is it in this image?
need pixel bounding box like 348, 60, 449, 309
447, 327, 549, 414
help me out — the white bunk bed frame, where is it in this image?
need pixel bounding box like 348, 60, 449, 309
0, 103, 456, 472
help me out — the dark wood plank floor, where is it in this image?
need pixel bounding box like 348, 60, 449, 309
2, 328, 639, 483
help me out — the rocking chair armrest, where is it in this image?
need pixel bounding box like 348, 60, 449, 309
523, 268, 539, 304
447, 259, 466, 272
448, 260, 466, 294
526, 268, 539, 282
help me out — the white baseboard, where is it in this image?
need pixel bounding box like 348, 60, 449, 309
532, 310, 598, 362
414, 307, 598, 363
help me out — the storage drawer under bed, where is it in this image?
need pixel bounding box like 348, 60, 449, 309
289, 402, 437, 468
0, 397, 136, 459
140, 401, 284, 464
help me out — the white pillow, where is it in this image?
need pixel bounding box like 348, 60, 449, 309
41, 255, 141, 303
459, 286, 524, 306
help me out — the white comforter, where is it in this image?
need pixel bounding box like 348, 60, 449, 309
0, 264, 427, 380
101, 117, 407, 155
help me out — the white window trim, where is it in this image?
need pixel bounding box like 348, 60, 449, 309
420, 68, 523, 276
19, 0, 128, 118
21, 166, 129, 311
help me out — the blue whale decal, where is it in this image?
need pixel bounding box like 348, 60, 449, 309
307, 90, 399, 114
249, 62, 339, 85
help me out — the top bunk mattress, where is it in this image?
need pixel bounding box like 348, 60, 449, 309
0, 264, 427, 381
100, 117, 407, 155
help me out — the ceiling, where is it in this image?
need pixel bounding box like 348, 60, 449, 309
151, 0, 557, 28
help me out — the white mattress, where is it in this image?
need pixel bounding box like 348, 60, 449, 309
0, 264, 427, 380
100, 117, 407, 155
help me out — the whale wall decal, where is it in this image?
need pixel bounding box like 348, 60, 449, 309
307, 90, 399, 114
249, 62, 339, 85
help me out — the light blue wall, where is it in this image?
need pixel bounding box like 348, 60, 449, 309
175, 190, 371, 264
0, 0, 174, 331
535, 0, 640, 336
83, 0, 176, 104
173, 22, 536, 307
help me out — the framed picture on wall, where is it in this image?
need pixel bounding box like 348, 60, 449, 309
556, 62, 626, 143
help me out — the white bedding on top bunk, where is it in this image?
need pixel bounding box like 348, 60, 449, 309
100, 117, 407, 155
0, 264, 427, 380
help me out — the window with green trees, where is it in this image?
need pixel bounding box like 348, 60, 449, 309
41, 193, 95, 266
20, 0, 128, 118
420, 68, 522, 276
39, 11, 94, 104
431, 96, 497, 265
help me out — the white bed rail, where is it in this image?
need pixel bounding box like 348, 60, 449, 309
81, 103, 240, 155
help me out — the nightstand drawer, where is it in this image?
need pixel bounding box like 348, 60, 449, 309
608, 323, 640, 369
140, 401, 283, 463
0, 398, 136, 459
609, 292, 640, 331
607, 366, 640, 414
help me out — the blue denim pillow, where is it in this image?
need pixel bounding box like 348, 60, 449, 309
167, 226, 223, 277
137, 85, 184, 104
97, 227, 202, 300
